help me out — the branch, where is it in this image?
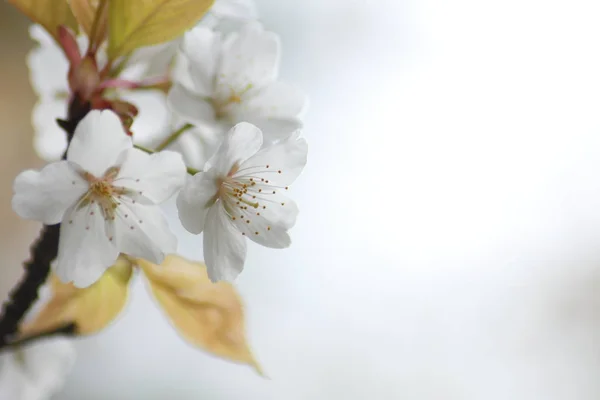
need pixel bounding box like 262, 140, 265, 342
0, 94, 91, 349
0, 225, 60, 348
0, 323, 77, 353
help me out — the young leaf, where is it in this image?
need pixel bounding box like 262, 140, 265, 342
107, 0, 215, 59
20, 257, 133, 336
138, 255, 262, 374
6, 0, 78, 42
69, 0, 108, 49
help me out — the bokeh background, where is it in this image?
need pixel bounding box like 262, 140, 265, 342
3, 0, 600, 399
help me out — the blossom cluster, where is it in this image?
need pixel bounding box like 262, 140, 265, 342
1, 0, 308, 396
13, 0, 308, 288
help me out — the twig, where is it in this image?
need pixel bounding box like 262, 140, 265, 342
0, 323, 77, 353
0, 225, 60, 347
0, 94, 91, 349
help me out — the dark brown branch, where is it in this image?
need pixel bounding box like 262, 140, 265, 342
0, 323, 77, 353
0, 225, 60, 348
0, 94, 91, 349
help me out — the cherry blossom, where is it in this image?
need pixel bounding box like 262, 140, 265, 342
0, 338, 75, 400
168, 22, 307, 169
12, 110, 186, 287
176, 122, 307, 281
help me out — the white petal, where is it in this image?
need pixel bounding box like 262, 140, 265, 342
22, 338, 76, 395
167, 83, 217, 126
0, 338, 75, 400
0, 357, 28, 399
232, 195, 297, 249
176, 172, 219, 234
211, 0, 259, 20
12, 161, 87, 225
171, 125, 224, 170
56, 203, 119, 288
114, 148, 186, 204
182, 27, 221, 96
32, 99, 68, 162
245, 81, 307, 119
218, 22, 280, 92
237, 132, 307, 186
67, 110, 132, 177
171, 52, 196, 92
242, 117, 303, 143
127, 40, 180, 78
113, 199, 177, 264
209, 122, 262, 175
234, 81, 307, 142
27, 25, 69, 97
121, 90, 170, 147
203, 201, 247, 281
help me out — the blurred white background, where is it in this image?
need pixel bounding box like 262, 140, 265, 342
4, 0, 600, 399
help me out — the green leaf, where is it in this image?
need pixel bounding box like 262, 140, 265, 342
107, 0, 214, 59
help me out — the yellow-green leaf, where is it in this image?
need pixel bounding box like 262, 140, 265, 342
6, 0, 78, 42
69, 0, 108, 47
20, 257, 133, 336
138, 255, 262, 374
107, 0, 214, 59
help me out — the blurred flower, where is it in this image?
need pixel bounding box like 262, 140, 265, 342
211, 0, 258, 21
176, 122, 307, 281
27, 25, 170, 162
168, 22, 307, 170
0, 338, 75, 400
12, 110, 186, 288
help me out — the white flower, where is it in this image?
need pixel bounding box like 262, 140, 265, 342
12, 110, 186, 288
27, 25, 171, 162
211, 0, 258, 21
204, 0, 259, 32
27, 25, 74, 162
176, 122, 307, 281
168, 22, 307, 168
0, 338, 75, 400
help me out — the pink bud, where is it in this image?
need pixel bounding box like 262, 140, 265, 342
57, 26, 81, 68
68, 55, 100, 101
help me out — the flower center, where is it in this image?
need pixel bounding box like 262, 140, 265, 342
77, 167, 124, 221
217, 163, 290, 236
212, 84, 253, 120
